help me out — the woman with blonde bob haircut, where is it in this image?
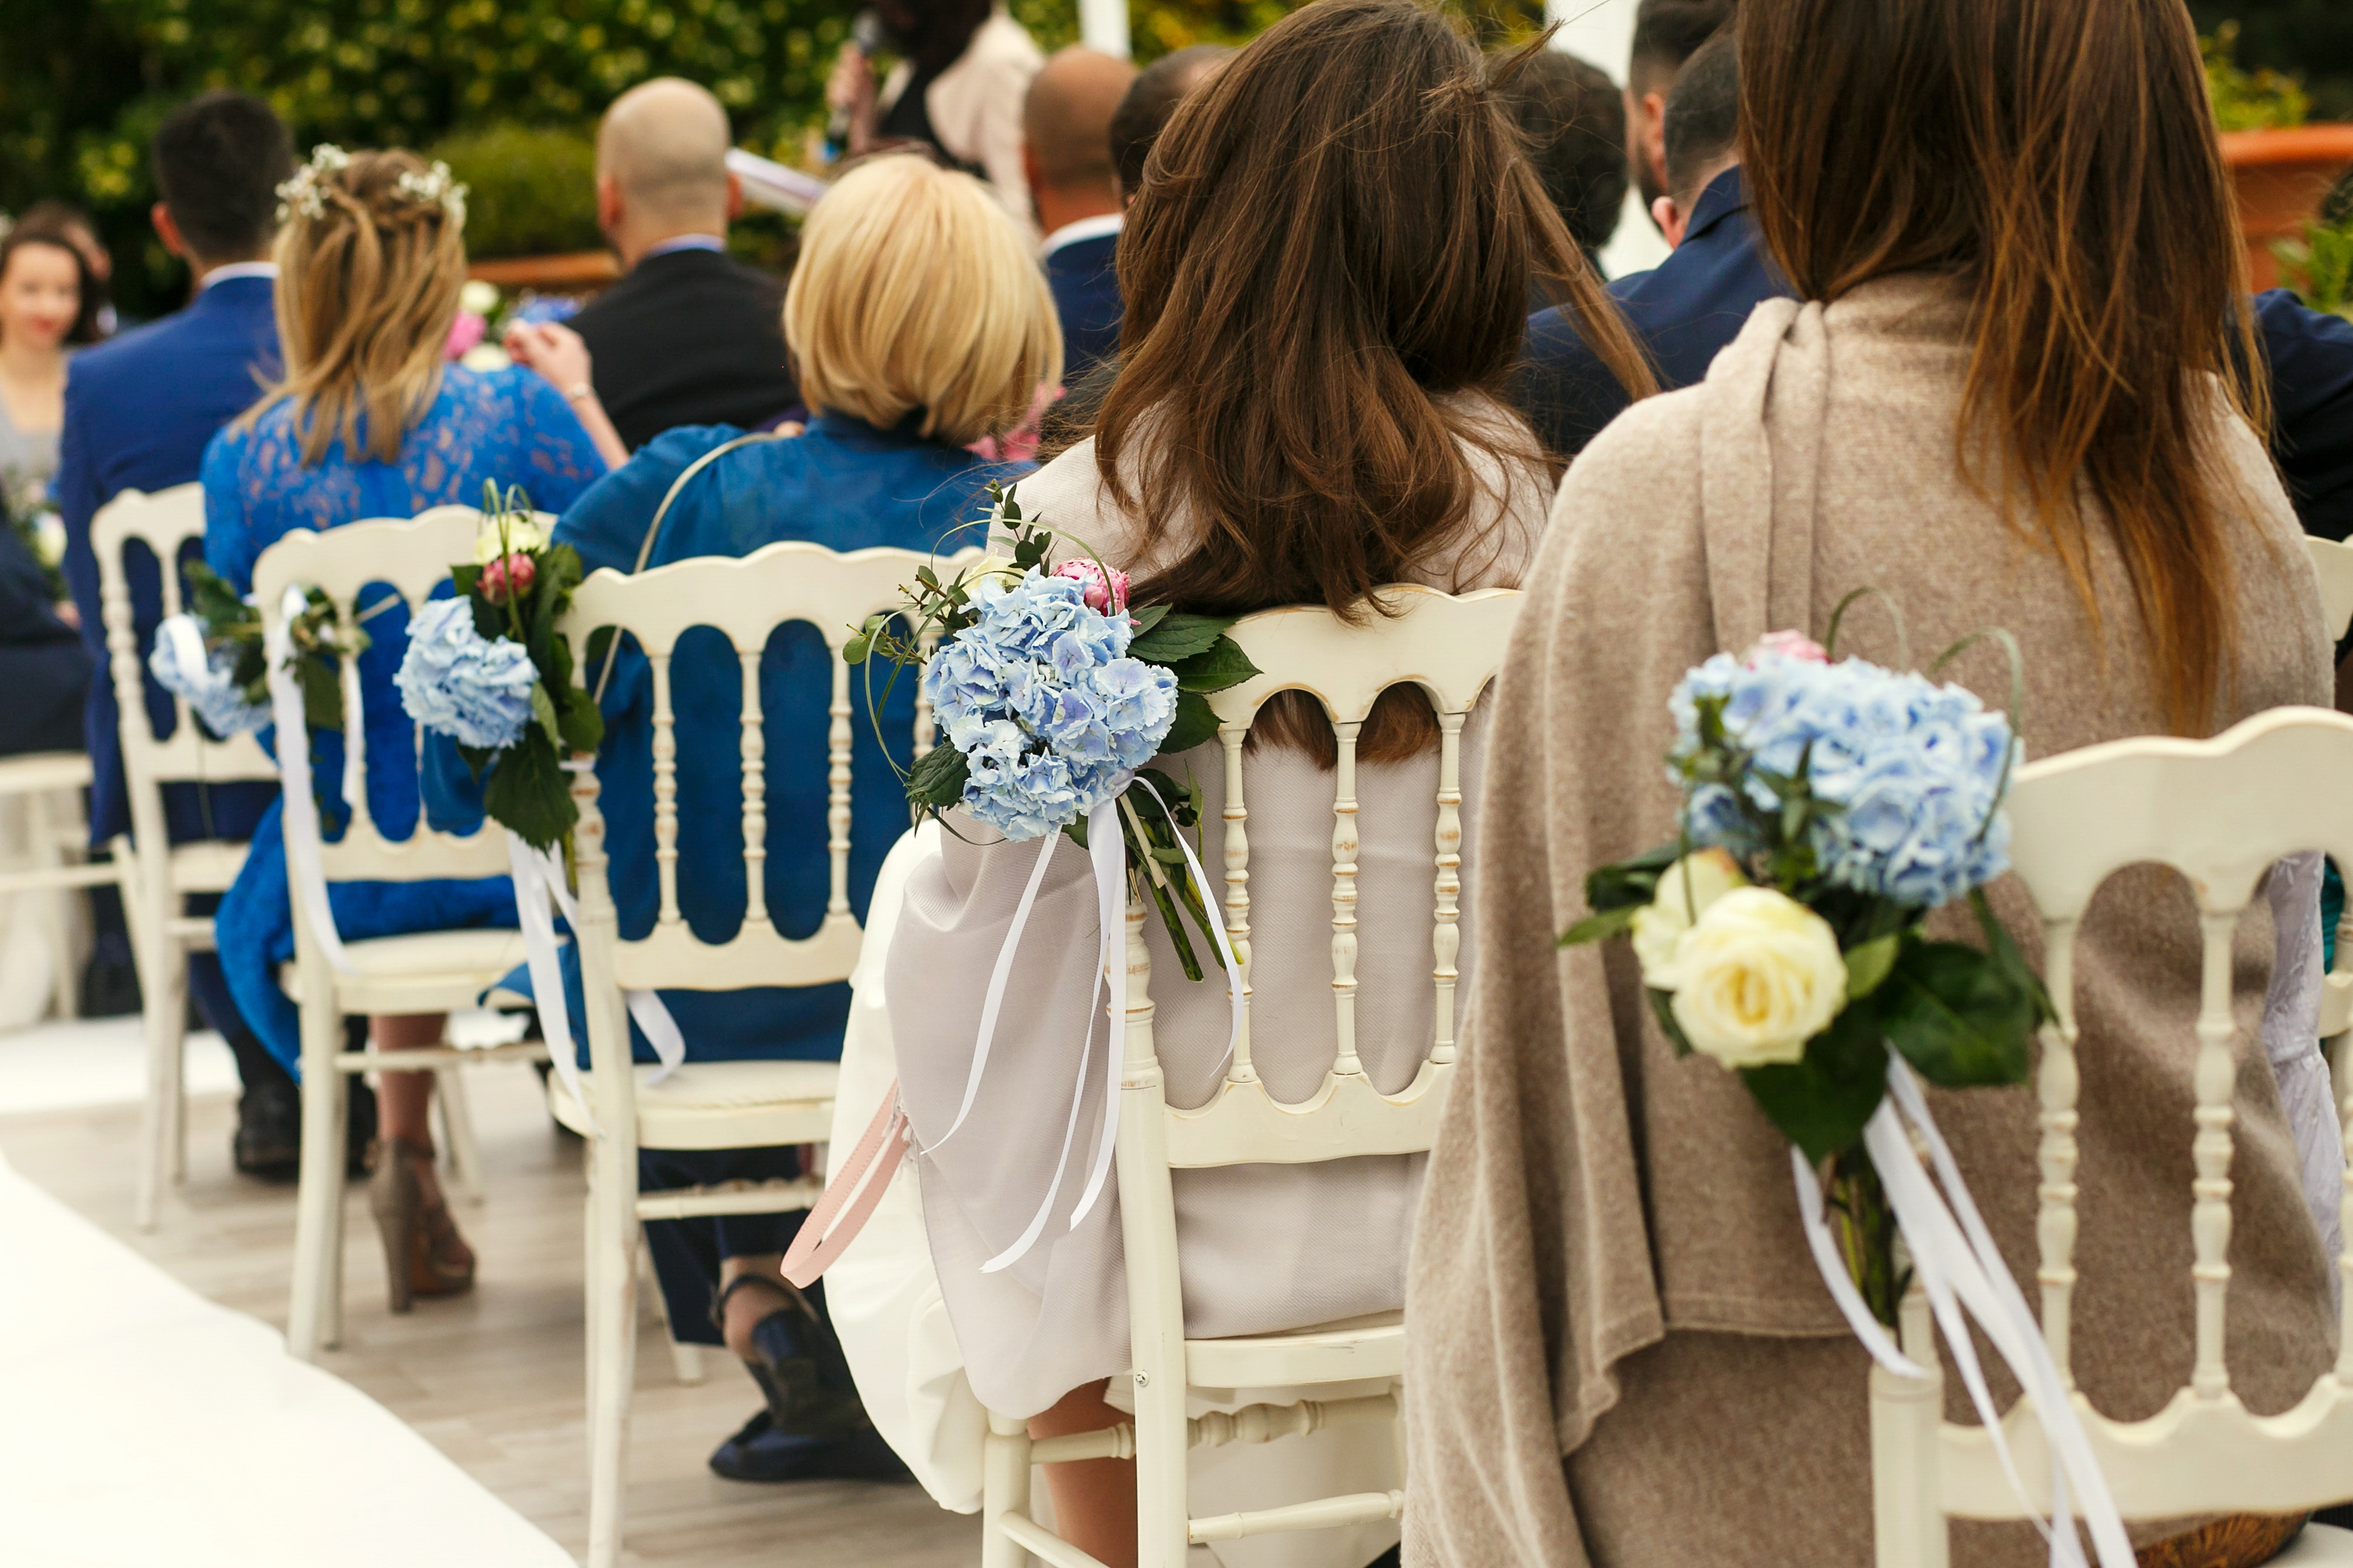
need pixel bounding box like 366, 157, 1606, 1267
430, 149, 1053, 1483
206, 144, 613, 1316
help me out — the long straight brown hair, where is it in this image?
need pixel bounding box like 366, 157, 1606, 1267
1741, 0, 2268, 735
1097, 0, 1654, 761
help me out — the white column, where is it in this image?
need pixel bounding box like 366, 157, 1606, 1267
1547, 0, 1670, 281
1081, 0, 1131, 59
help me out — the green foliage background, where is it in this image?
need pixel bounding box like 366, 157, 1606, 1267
1, 0, 1546, 317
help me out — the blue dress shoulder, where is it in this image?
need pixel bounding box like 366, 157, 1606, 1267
206, 366, 606, 1069
430, 411, 1030, 1064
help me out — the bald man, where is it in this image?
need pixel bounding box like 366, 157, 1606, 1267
1023, 46, 1135, 384
568, 77, 800, 450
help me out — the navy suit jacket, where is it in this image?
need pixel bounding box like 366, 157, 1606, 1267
55, 274, 282, 847
1043, 227, 1122, 386
1513, 165, 2353, 545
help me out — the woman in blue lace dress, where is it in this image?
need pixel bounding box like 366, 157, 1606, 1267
205, 146, 615, 1308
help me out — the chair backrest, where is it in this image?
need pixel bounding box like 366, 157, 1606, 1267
1124, 585, 1522, 1171
1875, 705, 2353, 1558
2306, 536, 2353, 643
558, 539, 981, 998
91, 485, 278, 844
251, 507, 516, 884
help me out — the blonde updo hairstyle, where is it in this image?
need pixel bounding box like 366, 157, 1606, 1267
254, 147, 469, 466
784, 155, 1061, 448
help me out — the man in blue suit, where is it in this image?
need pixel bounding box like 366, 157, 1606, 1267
1512, 34, 2353, 547
51, 91, 326, 1177
1023, 45, 1134, 387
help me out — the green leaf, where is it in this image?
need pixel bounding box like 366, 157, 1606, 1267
1158, 690, 1222, 755
451, 563, 484, 597
481, 731, 577, 853
1647, 986, 1695, 1057
296, 657, 343, 732
1880, 935, 2036, 1089
1166, 636, 1262, 694
1844, 933, 1901, 999
529, 681, 561, 749
556, 687, 604, 753
1584, 842, 1682, 914
1558, 904, 1640, 948
906, 741, 970, 810
1127, 603, 1171, 637
1739, 999, 1890, 1163
1968, 887, 2056, 1026
1130, 612, 1234, 664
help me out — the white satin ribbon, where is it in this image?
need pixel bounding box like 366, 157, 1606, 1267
1796, 1054, 2130, 1568
266, 583, 354, 976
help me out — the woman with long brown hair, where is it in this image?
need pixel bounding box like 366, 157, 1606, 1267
864, 3, 1650, 1563
1406, 1, 2335, 1564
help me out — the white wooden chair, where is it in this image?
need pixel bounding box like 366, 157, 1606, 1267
2305, 536, 2353, 648
252, 509, 550, 1360
976, 585, 1522, 1568
91, 483, 283, 1228
556, 540, 973, 1568
1871, 704, 2353, 1566
0, 750, 122, 1025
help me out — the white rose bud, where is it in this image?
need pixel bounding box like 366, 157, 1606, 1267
1631, 847, 1747, 989
1668, 887, 1847, 1069
475, 514, 547, 563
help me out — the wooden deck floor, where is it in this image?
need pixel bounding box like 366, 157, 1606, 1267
0, 1055, 976, 1567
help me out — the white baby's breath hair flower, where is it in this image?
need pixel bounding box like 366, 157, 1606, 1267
275, 144, 351, 223
393, 160, 468, 223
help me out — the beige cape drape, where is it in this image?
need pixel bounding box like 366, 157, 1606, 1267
1402, 275, 2337, 1567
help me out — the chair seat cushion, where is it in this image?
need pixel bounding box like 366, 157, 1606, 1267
546, 1058, 839, 1151
278, 928, 544, 1014
1186, 1309, 1404, 1391
2280, 1524, 2353, 1564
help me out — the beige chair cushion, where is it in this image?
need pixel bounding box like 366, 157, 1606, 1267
546, 1058, 838, 1152
278, 928, 542, 1016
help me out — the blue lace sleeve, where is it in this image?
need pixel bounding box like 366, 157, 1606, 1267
505, 369, 608, 513
200, 427, 258, 594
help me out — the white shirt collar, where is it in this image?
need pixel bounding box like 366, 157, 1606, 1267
1039, 212, 1123, 261
642, 234, 727, 259
198, 261, 278, 290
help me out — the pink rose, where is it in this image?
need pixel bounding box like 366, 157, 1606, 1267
481, 552, 536, 605
444, 312, 486, 361
1055, 557, 1130, 614
1746, 629, 1828, 666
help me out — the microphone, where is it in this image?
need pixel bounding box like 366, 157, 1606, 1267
828, 10, 885, 158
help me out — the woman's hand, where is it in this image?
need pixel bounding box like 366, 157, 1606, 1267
505, 321, 630, 472
828, 45, 877, 156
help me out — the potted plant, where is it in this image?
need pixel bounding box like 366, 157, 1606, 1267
2208, 24, 2353, 290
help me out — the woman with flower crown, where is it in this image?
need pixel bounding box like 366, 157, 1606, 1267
1403, 1, 2340, 1564
203, 146, 614, 1311
834, 5, 1653, 1563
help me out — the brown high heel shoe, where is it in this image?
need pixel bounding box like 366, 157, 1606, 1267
369, 1137, 476, 1312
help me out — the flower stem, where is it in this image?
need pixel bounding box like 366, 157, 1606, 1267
1828, 1149, 1906, 1328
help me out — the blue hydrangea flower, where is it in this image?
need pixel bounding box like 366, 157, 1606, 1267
394, 597, 540, 750
1667, 648, 2016, 910
148, 613, 271, 738
923, 571, 1179, 841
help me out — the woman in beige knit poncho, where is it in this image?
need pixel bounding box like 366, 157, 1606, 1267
1403, 2, 2338, 1566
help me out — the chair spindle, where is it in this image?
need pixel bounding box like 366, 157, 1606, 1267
1430, 706, 1466, 1067
739, 649, 768, 925
650, 652, 682, 925
2190, 908, 2240, 1399
2034, 920, 2081, 1391
1220, 726, 1257, 1086
1329, 717, 1363, 1080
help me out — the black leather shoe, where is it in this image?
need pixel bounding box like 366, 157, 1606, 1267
232, 1079, 301, 1179
708, 1409, 912, 1483
712, 1276, 871, 1439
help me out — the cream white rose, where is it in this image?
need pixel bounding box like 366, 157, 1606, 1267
475, 514, 546, 562
1667, 887, 1846, 1069
1631, 847, 1748, 987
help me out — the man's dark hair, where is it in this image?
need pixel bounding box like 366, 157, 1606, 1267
1628, 0, 1735, 88
1108, 44, 1236, 200
1662, 30, 1740, 205
1492, 50, 1626, 260
151, 91, 295, 263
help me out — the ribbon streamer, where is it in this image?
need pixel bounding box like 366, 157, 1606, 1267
1798, 1052, 2131, 1568
266, 583, 355, 976
780, 1086, 912, 1288
506, 817, 687, 1097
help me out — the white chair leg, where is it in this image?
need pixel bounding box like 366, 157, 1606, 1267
982, 1408, 1036, 1568
638, 1229, 705, 1385
286, 1006, 350, 1360
1133, 1365, 1191, 1568
28, 790, 76, 1022
585, 1132, 640, 1568
433, 1060, 485, 1207
133, 940, 189, 1232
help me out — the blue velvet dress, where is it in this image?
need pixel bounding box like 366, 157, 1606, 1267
205, 366, 604, 1070
430, 411, 1028, 1330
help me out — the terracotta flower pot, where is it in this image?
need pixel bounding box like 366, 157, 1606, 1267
2220, 125, 2353, 290
464, 250, 621, 294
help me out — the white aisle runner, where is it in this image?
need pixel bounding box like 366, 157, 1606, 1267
0, 1143, 572, 1568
